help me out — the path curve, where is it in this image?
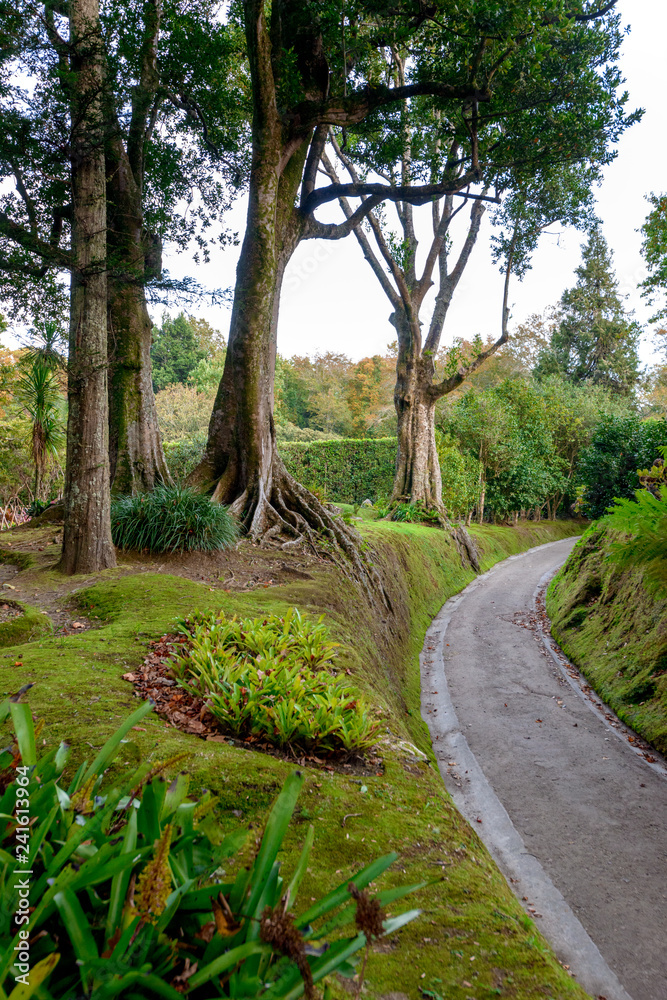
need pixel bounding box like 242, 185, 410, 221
421, 537, 667, 1000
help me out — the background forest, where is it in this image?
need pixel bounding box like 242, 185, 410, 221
2, 223, 666, 527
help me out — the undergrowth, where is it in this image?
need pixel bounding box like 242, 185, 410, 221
0, 517, 586, 999
172, 609, 380, 755
111, 485, 239, 554
0, 697, 419, 999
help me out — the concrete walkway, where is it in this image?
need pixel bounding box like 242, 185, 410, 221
421, 538, 667, 1000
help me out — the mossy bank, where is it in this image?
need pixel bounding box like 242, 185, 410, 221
0, 517, 586, 999
547, 523, 667, 756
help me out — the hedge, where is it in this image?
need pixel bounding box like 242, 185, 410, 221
280, 437, 397, 502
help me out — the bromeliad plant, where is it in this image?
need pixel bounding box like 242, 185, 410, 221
171, 609, 380, 756
0, 693, 421, 999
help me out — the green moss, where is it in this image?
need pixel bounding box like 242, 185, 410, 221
0, 519, 587, 1000
0, 600, 51, 647
0, 546, 37, 570
548, 524, 667, 754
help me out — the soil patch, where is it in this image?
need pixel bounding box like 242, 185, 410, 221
0, 602, 21, 624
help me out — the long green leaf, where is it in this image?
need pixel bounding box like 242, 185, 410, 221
8, 702, 36, 767
244, 771, 304, 919
105, 808, 138, 939
279, 935, 367, 1000
285, 824, 314, 910
81, 701, 153, 785
93, 971, 183, 999
53, 888, 98, 991
296, 853, 397, 929
187, 942, 270, 989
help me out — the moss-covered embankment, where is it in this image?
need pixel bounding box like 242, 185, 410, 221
547, 524, 667, 755
0, 517, 586, 999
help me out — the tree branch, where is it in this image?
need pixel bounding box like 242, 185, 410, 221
287, 82, 490, 136
317, 148, 401, 310
0, 211, 72, 271
302, 173, 498, 214
430, 226, 517, 400
127, 0, 161, 187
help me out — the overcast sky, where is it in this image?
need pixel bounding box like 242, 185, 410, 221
160, 0, 664, 368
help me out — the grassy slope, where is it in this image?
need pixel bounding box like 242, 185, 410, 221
0, 519, 586, 1000
547, 524, 667, 755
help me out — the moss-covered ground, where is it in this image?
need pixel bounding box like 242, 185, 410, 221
547, 523, 667, 756
0, 517, 587, 999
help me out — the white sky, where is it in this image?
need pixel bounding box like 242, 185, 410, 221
162, 0, 665, 368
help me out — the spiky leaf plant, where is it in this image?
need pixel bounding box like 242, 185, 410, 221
111, 484, 239, 554
0, 693, 422, 999
172, 608, 381, 755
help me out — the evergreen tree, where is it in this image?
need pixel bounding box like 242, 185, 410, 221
535, 230, 641, 394
150, 313, 207, 392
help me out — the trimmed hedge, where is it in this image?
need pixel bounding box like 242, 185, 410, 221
280, 437, 397, 502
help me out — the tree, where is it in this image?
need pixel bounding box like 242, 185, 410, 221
15, 359, 64, 501
60, 0, 116, 573
640, 193, 667, 324
534, 230, 641, 394
150, 312, 207, 392
0, 1, 245, 495
190, 0, 636, 556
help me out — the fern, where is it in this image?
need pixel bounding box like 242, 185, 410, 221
604, 485, 667, 596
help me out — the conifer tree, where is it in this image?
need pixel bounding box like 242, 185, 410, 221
534, 230, 641, 394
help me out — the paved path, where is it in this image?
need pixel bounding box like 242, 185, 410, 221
421, 538, 667, 1000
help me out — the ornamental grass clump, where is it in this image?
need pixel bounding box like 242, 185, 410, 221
172, 607, 380, 756
111, 484, 238, 554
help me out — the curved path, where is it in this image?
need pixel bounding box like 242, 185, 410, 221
421, 537, 667, 1000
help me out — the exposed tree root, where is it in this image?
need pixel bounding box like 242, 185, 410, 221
219, 460, 393, 611
451, 524, 480, 573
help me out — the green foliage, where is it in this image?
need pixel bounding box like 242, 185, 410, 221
111, 485, 238, 554
151, 313, 208, 392
0, 698, 419, 998
391, 502, 441, 525
163, 432, 208, 484
172, 608, 381, 756
436, 433, 482, 521
281, 438, 396, 504
533, 230, 641, 395
576, 416, 667, 519
640, 192, 667, 324
603, 485, 667, 597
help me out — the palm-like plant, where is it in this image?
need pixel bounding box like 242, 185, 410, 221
15, 321, 66, 500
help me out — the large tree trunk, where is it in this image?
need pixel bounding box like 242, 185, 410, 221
106, 141, 171, 494
59, 0, 116, 574
391, 316, 442, 508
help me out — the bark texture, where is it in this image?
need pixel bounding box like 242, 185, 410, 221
59, 0, 116, 574
106, 142, 171, 494
188, 3, 389, 601
104, 0, 170, 494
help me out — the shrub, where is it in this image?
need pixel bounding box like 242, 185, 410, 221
163, 431, 207, 483
0, 697, 420, 999
281, 437, 396, 503
391, 501, 442, 525
111, 484, 238, 554
576, 415, 667, 518
172, 608, 380, 755
437, 435, 482, 521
